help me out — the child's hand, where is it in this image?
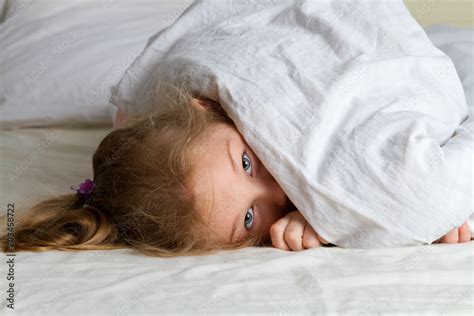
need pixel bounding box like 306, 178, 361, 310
433, 221, 471, 244
270, 210, 328, 251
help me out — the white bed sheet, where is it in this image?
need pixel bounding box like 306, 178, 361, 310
4, 243, 474, 315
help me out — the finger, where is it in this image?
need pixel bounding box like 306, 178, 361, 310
302, 223, 321, 249
439, 227, 459, 244
284, 215, 307, 251
270, 216, 291, 251
458, 221, 471, 243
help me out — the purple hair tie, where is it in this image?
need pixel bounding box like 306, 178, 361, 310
71, 178, 96, 206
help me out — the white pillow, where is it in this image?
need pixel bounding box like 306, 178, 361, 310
110, 0, 472, 248
0, 0, 193, 129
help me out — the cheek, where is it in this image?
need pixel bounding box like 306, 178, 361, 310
256, 207, 285, 238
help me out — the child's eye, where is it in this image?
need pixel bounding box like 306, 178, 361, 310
242, 152, 252, 175
244, 207, 254, 230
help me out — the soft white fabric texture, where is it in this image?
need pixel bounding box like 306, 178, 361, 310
0, 0, 193, 129
425, 25, 474, 116
3, 244, 473, 315
424, 24, 474, 236
110, 0, 473, 248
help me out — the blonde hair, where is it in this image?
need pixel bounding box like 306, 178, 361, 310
0, 83, 263, 257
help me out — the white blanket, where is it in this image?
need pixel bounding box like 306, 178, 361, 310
111, 0, 473, 248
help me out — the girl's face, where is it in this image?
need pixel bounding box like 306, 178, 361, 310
190, 122, 295, 245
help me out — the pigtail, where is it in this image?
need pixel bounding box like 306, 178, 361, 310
0, 194, 121, 253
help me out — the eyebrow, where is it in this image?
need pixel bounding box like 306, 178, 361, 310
227, 139, 238, 242
227, 138, 236, 173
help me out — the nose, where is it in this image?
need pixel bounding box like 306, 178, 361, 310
247, 168, 293, 243
252, 163, 288, 212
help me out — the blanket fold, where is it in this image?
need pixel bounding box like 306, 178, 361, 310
111, 0, 473, 247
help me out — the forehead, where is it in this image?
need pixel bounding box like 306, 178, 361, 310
191, 124, 234, 221
201, 123, 233, 146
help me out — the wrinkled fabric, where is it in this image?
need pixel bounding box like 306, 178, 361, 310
110, 0, 473, 248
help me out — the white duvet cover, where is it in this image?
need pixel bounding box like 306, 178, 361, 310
111, 0, 474, 248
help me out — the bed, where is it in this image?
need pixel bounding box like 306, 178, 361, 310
1, 0, 473, 315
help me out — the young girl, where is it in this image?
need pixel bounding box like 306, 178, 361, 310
1, 86, 470, 257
